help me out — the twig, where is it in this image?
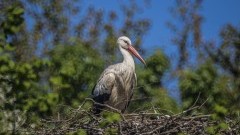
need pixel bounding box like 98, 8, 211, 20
190, 92, 201, 109
25, 97, 238, 135
85, 98, 126, 121
174, 97, 209, 117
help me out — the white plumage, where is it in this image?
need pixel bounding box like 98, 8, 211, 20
92, 36, 146, 114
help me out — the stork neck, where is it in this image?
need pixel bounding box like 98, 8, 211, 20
119, 46, 135, 70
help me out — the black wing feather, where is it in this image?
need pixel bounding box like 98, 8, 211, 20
92, 72, 116, 115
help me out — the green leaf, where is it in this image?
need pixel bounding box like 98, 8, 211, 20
206, 126, 216, 134
219, 122, 228, 130
50, 76, 63, 85
0, 65, 8, 72
46, 93, 59, 105
99, 112, 121, 128
214, 105, 228, 115
105, 128, 118, 135
10, 26, 20, 33
23, 81, 31, 89
67, 129, 87, 135
39, 101, 48, 112
12, 7, 24, 15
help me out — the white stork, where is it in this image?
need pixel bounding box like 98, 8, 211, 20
92, 36, 146, 115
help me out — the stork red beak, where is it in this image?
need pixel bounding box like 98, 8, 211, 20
128, 45, 146, 66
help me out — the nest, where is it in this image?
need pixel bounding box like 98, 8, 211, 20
27, 98, 239, 135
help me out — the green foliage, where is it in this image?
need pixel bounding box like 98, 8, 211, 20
180, 62, 216, 108
1, 2, 168, 134
147, 50, 170, 77
1, 5, 24, 37
1, 0, 239, 134
138, 50, 169, 93
206, 122, 229, 135
207, 24, 240, 111
0, 3, 54, 133
104, 128, 118, 135
49, 42, 104, 106
129, 50, 179, 113
67, 129, 87, 135
99, 112, 121, 128
179, 62, 232, 115
179, 24, 240, 119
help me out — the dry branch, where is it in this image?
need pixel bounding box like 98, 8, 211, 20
24, 98, 239, 135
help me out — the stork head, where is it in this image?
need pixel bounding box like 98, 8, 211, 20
117, 36, 146, 65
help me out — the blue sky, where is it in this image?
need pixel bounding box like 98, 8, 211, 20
83, 0, 240, 102
83, 0, 240, 50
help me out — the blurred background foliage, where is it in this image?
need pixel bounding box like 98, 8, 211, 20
0, 0, 239, 134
